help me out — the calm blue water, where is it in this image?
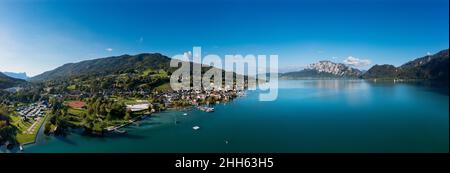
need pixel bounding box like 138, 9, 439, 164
20, 80, 449, 153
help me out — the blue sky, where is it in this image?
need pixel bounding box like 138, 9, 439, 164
0, 0, 448, 76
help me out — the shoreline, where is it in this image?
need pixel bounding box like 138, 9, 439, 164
21, 114, 50, 146
17, 105, 218, 152
106, 102, 227, 132
105, 113, 150, 132
29, 91, 246, 143
4, 81, 448, 153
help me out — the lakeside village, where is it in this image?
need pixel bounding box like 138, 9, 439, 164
0, 83, 246, 151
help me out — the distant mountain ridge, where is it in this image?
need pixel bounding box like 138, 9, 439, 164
281, 49, 448, 81
29, 49, 449, 82
281, 61, 362, 79
0, 72, 26, 89
362, 49, 449, 80
2, 72, 29, 80
361, 64, 398, 79
31, 53, 172, 81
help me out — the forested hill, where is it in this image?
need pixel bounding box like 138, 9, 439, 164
0, 72, 26, 89
362, 49, 449, 80
31, 53, 172, 81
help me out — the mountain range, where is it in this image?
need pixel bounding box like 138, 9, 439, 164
1, 72, 29, 80
362, 49, 448, 80
281, 61, 362, 79
0, 72, 26, 89
31, 53, 172, 81
281, 49, 448, 81
1, 49, 447, 90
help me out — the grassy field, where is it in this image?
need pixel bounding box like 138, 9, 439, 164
155, 83, 172, 91
66, 108, 87, 126
142, 69, 168, 77
67, 107, 132, 128
68, 107, 87, 115
66, 85, 76, 90
142, 68, 153, 76
10, 114, 48, 144
110, 96, 141, 105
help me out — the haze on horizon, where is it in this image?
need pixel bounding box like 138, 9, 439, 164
0, 0, 448, 77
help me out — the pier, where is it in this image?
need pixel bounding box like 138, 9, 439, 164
106, 114, 149, 133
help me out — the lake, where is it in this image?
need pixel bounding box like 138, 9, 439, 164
20, 80, 450, 153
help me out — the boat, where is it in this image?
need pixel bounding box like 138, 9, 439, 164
193, 126, 200, 130
205, 107, 214, 112
183, 113, 188, 116
237, 91, 246, 97
19, 145, 24, 151
198, 106, 215, 112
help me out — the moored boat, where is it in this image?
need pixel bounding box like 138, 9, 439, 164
198, 106, 214, 112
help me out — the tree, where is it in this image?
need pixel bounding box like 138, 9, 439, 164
44, 121, 52, 135
87, 105, 95, 115
0, 104, 10, 116
92, 122, 104, 135
54, 114, 69, 136
106, 113, 112, 121
124, 110, 132, 120
109, 102, 126, 119
0, 118, 17, 144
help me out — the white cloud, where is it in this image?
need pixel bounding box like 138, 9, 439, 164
183, 51, 192, 59
138, 37, 144, 43
343, 56, 371, 67
426, 52, 432, 56
106, 48, 113, 52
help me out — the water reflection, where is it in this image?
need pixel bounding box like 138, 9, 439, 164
366, 80, 449, 96
279, 80, 369, 90
279, 79, 448, 96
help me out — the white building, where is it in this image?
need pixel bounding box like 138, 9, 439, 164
126, 103, 150, 112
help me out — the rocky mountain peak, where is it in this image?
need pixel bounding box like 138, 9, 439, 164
306, 60, 361, 77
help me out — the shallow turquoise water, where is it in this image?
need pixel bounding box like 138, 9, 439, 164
19, 80, 449, 153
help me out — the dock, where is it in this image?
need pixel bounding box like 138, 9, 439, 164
106, 114, 149, 133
